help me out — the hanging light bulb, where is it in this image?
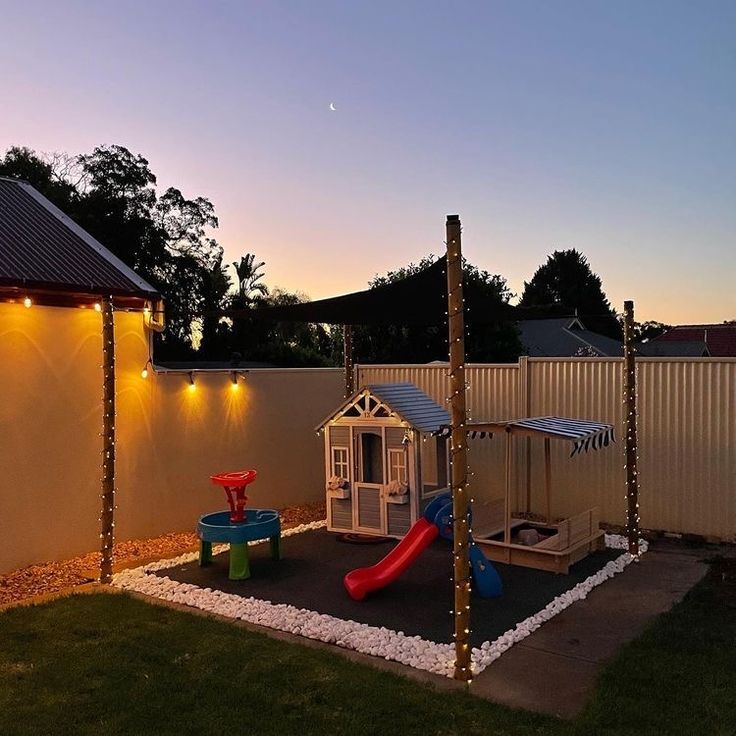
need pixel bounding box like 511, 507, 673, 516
23, 296, 32, 308
94, 302, 102, 312
188, 372, 196, 390
140, 358, 152, 379
231, 371, 239, 389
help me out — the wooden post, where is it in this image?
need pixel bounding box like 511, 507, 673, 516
623, 300, 640, 556
343, 324, 355, 397
544, 437, 552, 524
445, 215, 471, 682
504, 431, 512, 544
100, 297, 116, 583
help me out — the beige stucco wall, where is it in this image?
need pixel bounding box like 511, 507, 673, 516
0, 303, 343, 573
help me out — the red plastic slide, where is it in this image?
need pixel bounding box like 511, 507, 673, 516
343, 517, 439, 601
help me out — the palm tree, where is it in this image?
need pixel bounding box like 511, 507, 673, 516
232, 253, 268, 305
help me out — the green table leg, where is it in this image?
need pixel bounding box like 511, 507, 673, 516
229, 542, 251, 580
270, 534, 281, 560
199, 540, 212, 567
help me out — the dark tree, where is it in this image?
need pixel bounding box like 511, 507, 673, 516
227, 287, 337, 367
232, 254, 268, 305
0, 146, 78, 211
632, 320, 672, 342
520, 249, 621, 338
197, 255, 234, 357
353, 255, 522, 364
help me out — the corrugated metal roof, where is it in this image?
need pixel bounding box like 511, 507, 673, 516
367, 383, 450, 433
638, 340, 710, 357
518, 318, 623, 357
650, 324, 736, 357
0, 177, 158, 298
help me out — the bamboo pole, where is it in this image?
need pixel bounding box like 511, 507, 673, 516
623, 300, 640, 556
445, 214, 472, 682
100, 297, 116, 583
343, 324, 355, 397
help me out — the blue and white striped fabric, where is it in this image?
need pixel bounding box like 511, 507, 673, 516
511, 417, 615, 456
435, 416, 615, 456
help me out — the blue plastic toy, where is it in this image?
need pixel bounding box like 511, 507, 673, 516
198, 508, 281, 580
424, 492, 503, 598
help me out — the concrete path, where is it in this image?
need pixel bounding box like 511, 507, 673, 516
470, 541, 709, 718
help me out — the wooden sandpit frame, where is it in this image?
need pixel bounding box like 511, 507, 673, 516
464, 417, 615, 574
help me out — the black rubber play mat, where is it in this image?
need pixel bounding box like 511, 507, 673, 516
157, 529, 620, 647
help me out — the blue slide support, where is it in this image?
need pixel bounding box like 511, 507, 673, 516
423, 492, 502, 599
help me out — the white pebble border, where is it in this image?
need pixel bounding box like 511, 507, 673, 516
113, 523, 647, 679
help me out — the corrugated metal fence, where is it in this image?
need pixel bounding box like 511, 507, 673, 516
358, 358, 736, 540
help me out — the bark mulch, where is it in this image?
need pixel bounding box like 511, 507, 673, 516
0, 502, 325, 607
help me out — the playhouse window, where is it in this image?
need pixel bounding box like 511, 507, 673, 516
387, 448, 407, 485
332, 447, 349, 479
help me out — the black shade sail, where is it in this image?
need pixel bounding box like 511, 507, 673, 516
229, 256, 567, 327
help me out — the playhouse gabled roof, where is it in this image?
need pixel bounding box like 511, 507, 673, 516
317, 382, 450, 434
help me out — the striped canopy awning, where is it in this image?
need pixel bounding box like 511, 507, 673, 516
435, 416, 615, 456
509, 417, 615, 455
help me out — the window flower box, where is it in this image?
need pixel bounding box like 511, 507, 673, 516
327, 476, 350, 499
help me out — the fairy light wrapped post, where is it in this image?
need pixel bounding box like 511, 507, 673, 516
623, 300, 640, 556
100, 297, 116, 583
343, 324, 355, 397
445, 214, 472, 682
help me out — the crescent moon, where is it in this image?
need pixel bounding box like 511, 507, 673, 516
329, 103, 337, 111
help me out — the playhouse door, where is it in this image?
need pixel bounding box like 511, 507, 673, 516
353, 429, 385, 534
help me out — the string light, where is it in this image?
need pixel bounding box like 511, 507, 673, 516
99, 297, 116, 584
623, 300, 640, 558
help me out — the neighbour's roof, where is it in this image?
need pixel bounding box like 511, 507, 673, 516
637, 340, 710, 357
518, 317, 623, 357
0, 177, 159, 299
647, 324, 736, 357
318, 382, 450, 433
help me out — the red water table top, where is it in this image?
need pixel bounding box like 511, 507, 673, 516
210, 469, 257, 523
211, 470, 257, 487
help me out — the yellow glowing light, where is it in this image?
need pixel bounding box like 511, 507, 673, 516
231, 381, 239, 390
23, 297, 32, 308
188, 382, 196, 391
94, 302, 102, 312
141, 368, 149, 379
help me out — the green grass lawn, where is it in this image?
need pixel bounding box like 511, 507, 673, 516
1, 558, 735, 736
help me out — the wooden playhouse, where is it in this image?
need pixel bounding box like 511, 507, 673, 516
318, 383, 451, 538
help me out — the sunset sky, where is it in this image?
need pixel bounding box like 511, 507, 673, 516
1, 1, 734, 323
